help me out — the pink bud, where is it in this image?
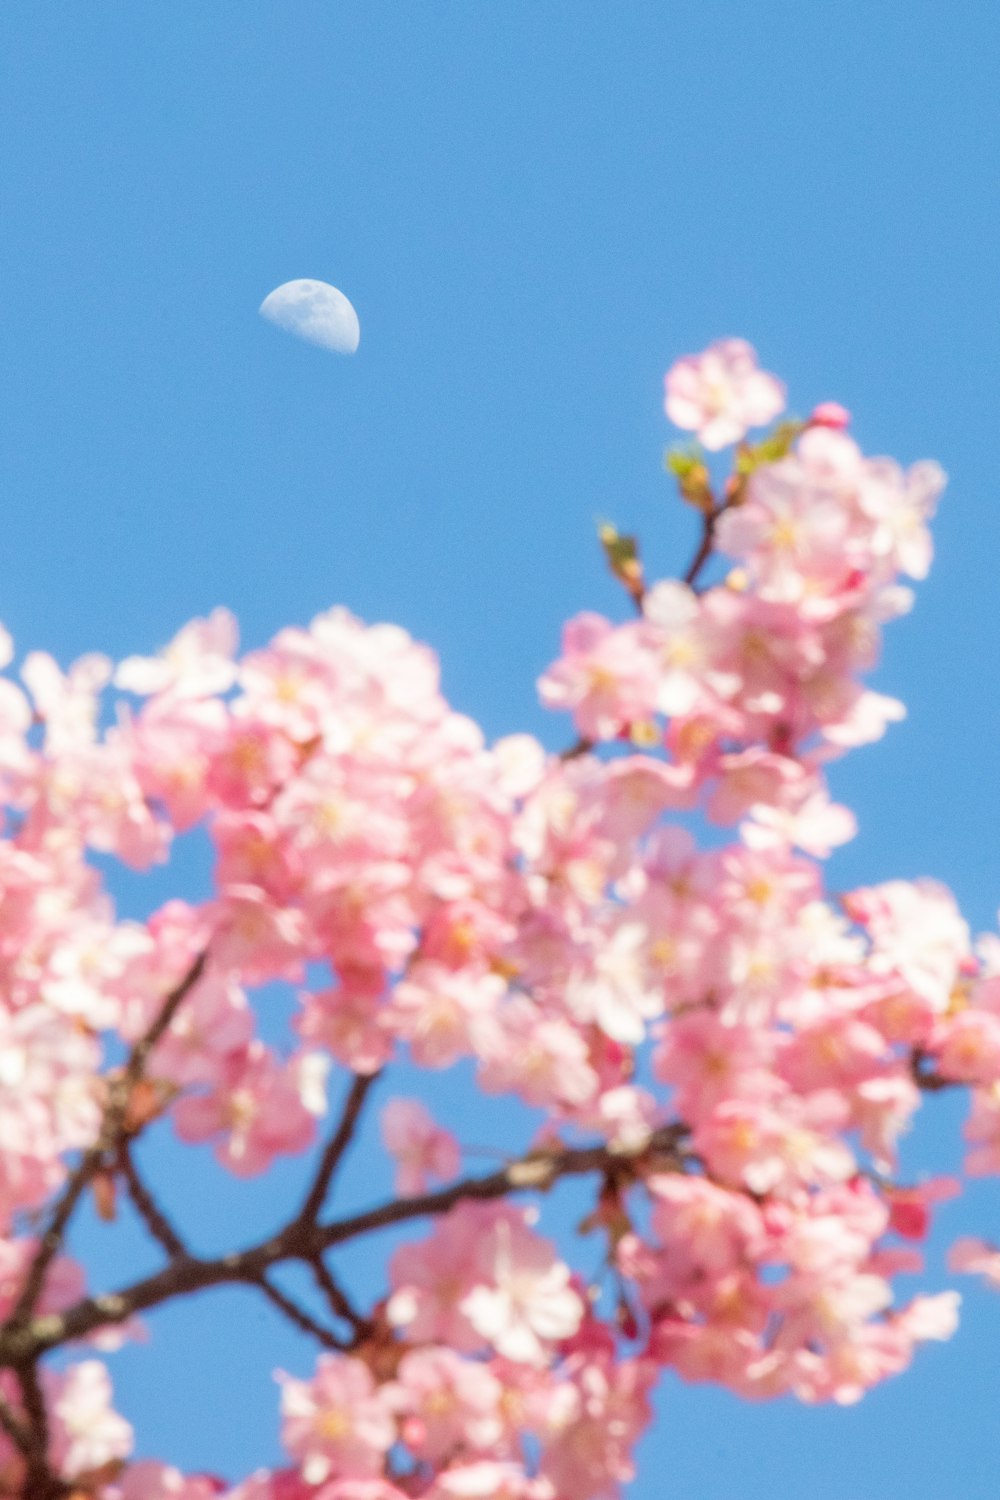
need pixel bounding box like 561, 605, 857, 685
808, 400, 851, 430
887, 1192, 930, 1241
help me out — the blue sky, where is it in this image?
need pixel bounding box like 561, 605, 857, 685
2, 3, 1000, 1495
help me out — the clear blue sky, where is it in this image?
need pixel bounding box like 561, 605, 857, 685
2, 4, 1000, 1495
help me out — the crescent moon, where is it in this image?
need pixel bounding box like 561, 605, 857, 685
259, 279, 360, 355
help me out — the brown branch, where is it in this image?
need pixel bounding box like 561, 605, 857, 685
0, 1387, 31, 1458
252, 1277, 348, 1351
682, 509, 719, 589
117, 1143, 187, 1261
315, 1132, 685, 1245
296, 1071, 380, 1227
7, 952, 207, 1331
310, 1257, 371, 1337
14, 1360, 64, 1500
0, 1124, 689, 1363
910, 1048, 954, 1093
681, 464, 753, 593
127, 951, 208, 1077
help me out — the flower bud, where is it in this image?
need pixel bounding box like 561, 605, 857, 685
808, 400, 851, 429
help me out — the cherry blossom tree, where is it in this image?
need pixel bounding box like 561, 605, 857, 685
0, 339, 997, 1499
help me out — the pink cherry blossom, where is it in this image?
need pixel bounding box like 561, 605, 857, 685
963, 1088, 1000, 1175
115, 1462, 224, 1499
386, 1347, 503, 1461
387, 1204, 487, 1351
930, 1009, 1000, 1085
537, 615, 658, 741
640, 581, 724, 717
694, 1094, 855, 1198
389, 1205, 583, 1365
845, 879, 970, 1012
278, 1355, 395, 1485
0, 344, 993, 1499
460, 1207, 584, 1365
391, 964, 505, 1067
538, 1355, 654, 1500
948, 1236, 1000, 1289
477, 998, 598, 1109
664, 339, 786, 450
45, 1359, 133, 1480
172, 1042, 326, 1176
564, 922, 661, 1045
427, 1461, 552, 1500
116, 609, 239, 699
647, 1174, 766, 1277
380, 1098, 461, 1196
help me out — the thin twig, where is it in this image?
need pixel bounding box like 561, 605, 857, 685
297, 1072, 380, 1227
252, 1277, 348, 1351
8, 951, 206, 1328
559, 737, 595, 762
127, 951, 208, 1076
310, 1257, 371, 1336
682, 509, 719, 589
317, 1129, 686, 1247
117, 1143, 187, 1261
910, 1049, 953, 1093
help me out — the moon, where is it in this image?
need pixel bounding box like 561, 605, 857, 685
259, 279, 360, 355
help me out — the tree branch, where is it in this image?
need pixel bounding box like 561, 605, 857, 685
251, 1277, 348, 1351
317, 1129, 686, 1245
682, 508, 719, 589
910, 1048, 954, 1093
296, 1071, 380, 1228
13, 1360, 64, 1500
0, 1387, 31, 1459
117, 1143, 187, 1261
0, 1124, 689, 1363
310, 1257, 371, 1338
559, 736, 595, 762
7, 951, 207, 1329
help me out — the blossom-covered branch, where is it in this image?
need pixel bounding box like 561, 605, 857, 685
0, 341, 996, 1499
0, 1125, 690, 1364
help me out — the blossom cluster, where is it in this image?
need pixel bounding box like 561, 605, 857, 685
0, 340, 997, 1499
